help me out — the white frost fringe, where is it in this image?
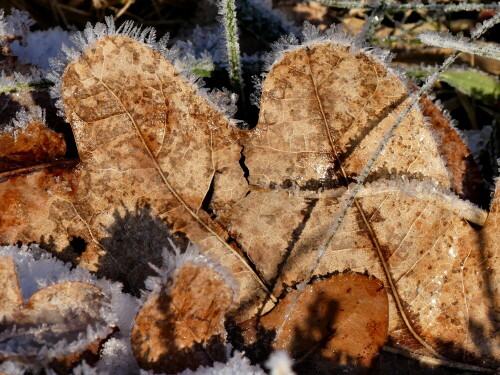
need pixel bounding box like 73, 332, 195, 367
143, 241, 238, 299
47, 16, 238, 123
251, 22, 396, 107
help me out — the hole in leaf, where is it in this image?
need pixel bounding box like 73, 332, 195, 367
201, 174, 216, 216
69, 236, 87, 255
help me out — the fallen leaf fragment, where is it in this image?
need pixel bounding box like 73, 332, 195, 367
236, 42, 450, 196
0, 256, 113, 371
131, 260, 234, 373
234, 272, 388, 374
418, 93, 486, 206
0, 116, 66, 172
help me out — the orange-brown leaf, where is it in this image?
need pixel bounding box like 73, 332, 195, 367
0, 35, 271, 320
131, 261, 234, 373
236, 273, 388, 374
0, 120, 66, 172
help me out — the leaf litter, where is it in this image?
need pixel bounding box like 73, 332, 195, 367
0, 14, 498, 375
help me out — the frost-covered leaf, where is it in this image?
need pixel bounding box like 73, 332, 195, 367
0, 20, 273, 320
418, 94, 486, 206
234, 273, 388, 374
0, 19, 498, 373
0, 244, 140, 373
0, 261, 112, 370
131, 254, 234, 373
212, 35, 497, 368
236, 39, 451, 194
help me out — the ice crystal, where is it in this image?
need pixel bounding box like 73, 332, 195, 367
316, 1, 500, 12
95, 337, 139, 375
178, 350, 265, 375
144, 242, 238, 298
0, 9, 34, 37
237, 0, 298, 41
10, 27, 74, 71
2, 106, 46, 135
47, 16, 238, 124
464, 125, 493, 162
0, 244, 141, 371
217, 0, 243, 90
70, 361, 100, 375
262, 22, 392, 75
175, 25, 226, 67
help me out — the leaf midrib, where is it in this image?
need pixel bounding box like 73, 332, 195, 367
303, 47, 443, 358
94, 71, 276, 303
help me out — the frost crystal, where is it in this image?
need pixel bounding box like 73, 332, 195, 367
2, 106, 46, 135
47, 16, 237, 123
10, 27, 74, 71
0, 361, 25, 375
217, 0, 243, 89
95, 337, 140, 375
178, 350, 265, 375
0, 9, 34, 37
420, 31, 500, 62
265, 350, 296, 375
175, 25, 226, 67
463, 125, 493, 162
237, 0, 298, 41
144, 242, 238, 298
70, 361, 100, 375
261, 22, 394, 83
0, 245, 141, 371
208, 87, 239, 118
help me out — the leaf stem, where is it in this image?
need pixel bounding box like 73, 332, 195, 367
383, 346, 495, 373
218, 0, 244, 95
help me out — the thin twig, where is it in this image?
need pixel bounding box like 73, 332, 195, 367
114, 0, 135, 21
218, 0, 244, 96
383, 346, 495, 373
315, 0, 500, 12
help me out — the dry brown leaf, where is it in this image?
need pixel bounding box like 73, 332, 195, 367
234, 272, 388, 375
0, 257, 112, 370
418, 94, 486, 206
212, 43, 497, 367
234, 44, 450, 196
0, 35, 271, 320
0, 31, 497, 371
131, 260, 234, 373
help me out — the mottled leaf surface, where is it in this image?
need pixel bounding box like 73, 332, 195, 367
0, 35, 497, 371
213, 43, 497, 367
0, 119, 66, 172
0, 35, 269, 320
